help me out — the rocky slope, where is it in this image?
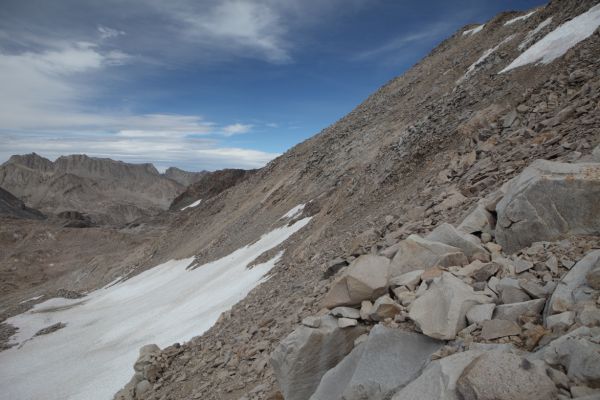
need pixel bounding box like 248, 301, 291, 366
2, 0, 600, 399
0, 153, 187, 224
109, 1, 600, 399
0, 187, 45, 220
169, 168, 254, 211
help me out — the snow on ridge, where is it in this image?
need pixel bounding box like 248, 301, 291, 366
180, 199, 202, 211
504, 10, 537, 26
502, 4, 600, 73
0, 216, 312, 400
280, 204, 305, 220
457, 35, 516, 84
518, 17, 553, 51
463, 24, 485, 36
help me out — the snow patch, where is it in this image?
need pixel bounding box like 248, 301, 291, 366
463, 24, 485, 36
280, 203, 305, 220
504, 10, 537, 26
19, 295, 43, 304
458, 35, 516, 83
0, 216, 311, 400
101, 276, 122, 289
501, 4, 600, 73
180, 199, 202, 211
518, 17, 553, 50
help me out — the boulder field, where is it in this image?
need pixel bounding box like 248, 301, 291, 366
270, 157, 600, 400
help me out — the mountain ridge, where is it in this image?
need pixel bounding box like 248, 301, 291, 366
0, 153, 203, 224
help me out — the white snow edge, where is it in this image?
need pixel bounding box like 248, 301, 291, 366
463, 24, 485, 36
280, 203, 305, 220
181, 199, 202, 211
504, 10, 537, 26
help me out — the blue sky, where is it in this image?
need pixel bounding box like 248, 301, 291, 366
0, 0, 546, 171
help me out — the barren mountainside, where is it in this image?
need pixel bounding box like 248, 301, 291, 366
163, 167, 208, 187
1, 1, 600, 400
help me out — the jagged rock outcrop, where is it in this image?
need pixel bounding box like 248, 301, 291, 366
495, 160, 600, 253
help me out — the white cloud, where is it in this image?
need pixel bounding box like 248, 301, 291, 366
98, 25, 125, 40
222, 123, 253, 136
159, 0, 291, 63
0, 131, 280, 170
0, 40, 277, 170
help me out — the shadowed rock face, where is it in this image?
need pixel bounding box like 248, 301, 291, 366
0, 153, 186, 225
0, 186, 45, 220
169, 168, 254, 210
163, 167, 207, 187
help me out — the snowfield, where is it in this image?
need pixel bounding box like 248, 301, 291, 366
0, 211, 311, 400
501, 4, 600, 73
180, 199, 202, 211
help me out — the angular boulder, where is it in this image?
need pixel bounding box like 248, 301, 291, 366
323, 255, 391, 308
369, 295, 403, 321
409, 273, 492, 340
457, 201, 496, 236
480, 319, 521, 340
494, 299, 545, 323
271, 315, 365, 400
495, 160, 600, 253
310, 325, 442, 400
456, 352, 557, 400
426, 223, 490, 262
466, 303, 495, 325
536, 326, 600, 388
391, 350, 484, 400
545, 250, 600, 319
391, 235, 468, 276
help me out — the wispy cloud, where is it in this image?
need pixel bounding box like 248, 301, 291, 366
165, 0, 291, 63
97, 25, 125, 40
222, 123, 253, 136
353, 21, 454, 61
